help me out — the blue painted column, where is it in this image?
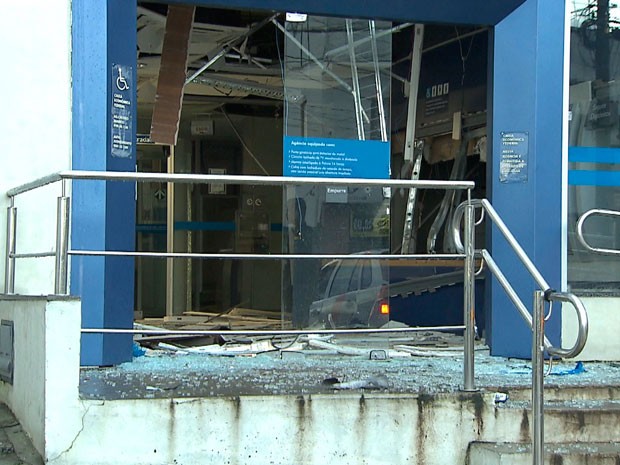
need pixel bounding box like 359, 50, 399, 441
488, 0, 566, 357
72, 0, 136, 365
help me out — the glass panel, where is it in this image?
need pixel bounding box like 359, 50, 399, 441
316, 260, 338, 300
283, 17, 391, 141
281, 15, 392, 327
360, 259, 373, 289
347, 259, 363, 292
329, 260, 358, 296
568, 3, 620, 291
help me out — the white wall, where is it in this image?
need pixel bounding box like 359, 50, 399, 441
54, 392, 500, 465
563, 297, 620, 361
0, 2, 73, 294
0, 296, 82, 459
0, 298, 46, 454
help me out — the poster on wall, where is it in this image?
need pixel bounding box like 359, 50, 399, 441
283, 136, 390, 179
111, 64, 133, 158
499, 131, 528, 183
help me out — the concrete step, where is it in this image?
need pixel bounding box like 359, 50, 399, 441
467, 441, 620, 465
490, 392, 620, 443
490, 398, 620, 444
494, 385, 620, 403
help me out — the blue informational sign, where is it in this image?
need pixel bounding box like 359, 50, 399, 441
283, 136, 390, 179
111, 64, 133, 158
499, 132, 528, 183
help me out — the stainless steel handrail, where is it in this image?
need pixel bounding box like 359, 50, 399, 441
545, 291, 588, 359
576, 208, 620, 256
82, 326, 467, 336
531, 289, 589, 465
67, 251, 466, 260
453, 199, 550, 291
5, 170, 477, 390
6, 170, 475, 198
452, 199, 588, 357
4, 171, 473, 285
480, 249, 553, 350
453, 199, 590, 465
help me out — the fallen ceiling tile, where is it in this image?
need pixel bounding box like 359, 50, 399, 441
150, 5, 196, 146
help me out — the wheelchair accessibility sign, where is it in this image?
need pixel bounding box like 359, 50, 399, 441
111, 64, 133, 158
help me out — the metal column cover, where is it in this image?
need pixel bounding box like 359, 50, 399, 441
71, 0, 137, 366
488, 0, 565, 357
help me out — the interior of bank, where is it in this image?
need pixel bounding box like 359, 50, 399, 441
134, 2, 490, 332
133, 1, 620, 333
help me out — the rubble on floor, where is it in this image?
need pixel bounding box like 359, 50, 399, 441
78, 317, 618, 401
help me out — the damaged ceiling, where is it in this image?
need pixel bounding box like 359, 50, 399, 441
138, 2, 284, 123
137, 2, 487, 135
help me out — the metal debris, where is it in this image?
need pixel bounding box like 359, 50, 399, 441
323, 374, 390, 390
307, 338, 411, 358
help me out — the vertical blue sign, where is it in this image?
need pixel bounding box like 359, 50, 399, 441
283, 136, 390, 179
499, 132, 528, 183
111, 64, 133, 158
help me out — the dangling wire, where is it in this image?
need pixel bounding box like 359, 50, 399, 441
475, 209, 485, 226
274, 21, 288, 136
544, 300, 554, 321
545, 355, 554, 377
272, 334, 302, 351
455, 26, 476, 88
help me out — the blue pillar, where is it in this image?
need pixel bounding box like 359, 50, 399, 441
72, 0, 136, 365
488, 0, 565, 357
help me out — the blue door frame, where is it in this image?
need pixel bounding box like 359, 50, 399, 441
72, 0, 565, 365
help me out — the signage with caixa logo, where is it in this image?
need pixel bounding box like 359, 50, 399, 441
283, 136, 389, 179
111, 63, 133, 158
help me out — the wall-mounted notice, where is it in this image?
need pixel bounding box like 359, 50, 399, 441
283, 136, 389, 179
424, 82, 450, 117
499, 132, 528, 183
111, 64, 133, 158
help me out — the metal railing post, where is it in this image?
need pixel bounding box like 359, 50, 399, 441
166, 145, 175, 317
532, 290, 545, 465
463, 201, 476, 391
4, 203, 17, 294
54, 192, 70, 295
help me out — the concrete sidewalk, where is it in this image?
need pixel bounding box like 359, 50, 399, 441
0, 404, 41, 465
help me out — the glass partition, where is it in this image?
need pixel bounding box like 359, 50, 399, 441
280, 15, 392, 327
568, 2, 620, 291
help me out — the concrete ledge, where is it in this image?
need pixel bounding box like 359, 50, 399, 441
0, 295, 80, 302
0, 296, 82, 460
468, 441, 620, 465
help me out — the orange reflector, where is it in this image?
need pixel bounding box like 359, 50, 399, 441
380, 303, 390, 315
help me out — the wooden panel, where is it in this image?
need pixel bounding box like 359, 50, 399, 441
150, 5, 195, 145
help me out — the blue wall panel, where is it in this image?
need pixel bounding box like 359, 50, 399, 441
489, 0, 565, 357
72, 0, 137, 366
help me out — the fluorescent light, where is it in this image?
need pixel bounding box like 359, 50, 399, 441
286, 12, 308, 23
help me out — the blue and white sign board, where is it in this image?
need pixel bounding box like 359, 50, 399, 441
499, 132, 528, 183
111, 64, 133, 158
284, 136, 389, 179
